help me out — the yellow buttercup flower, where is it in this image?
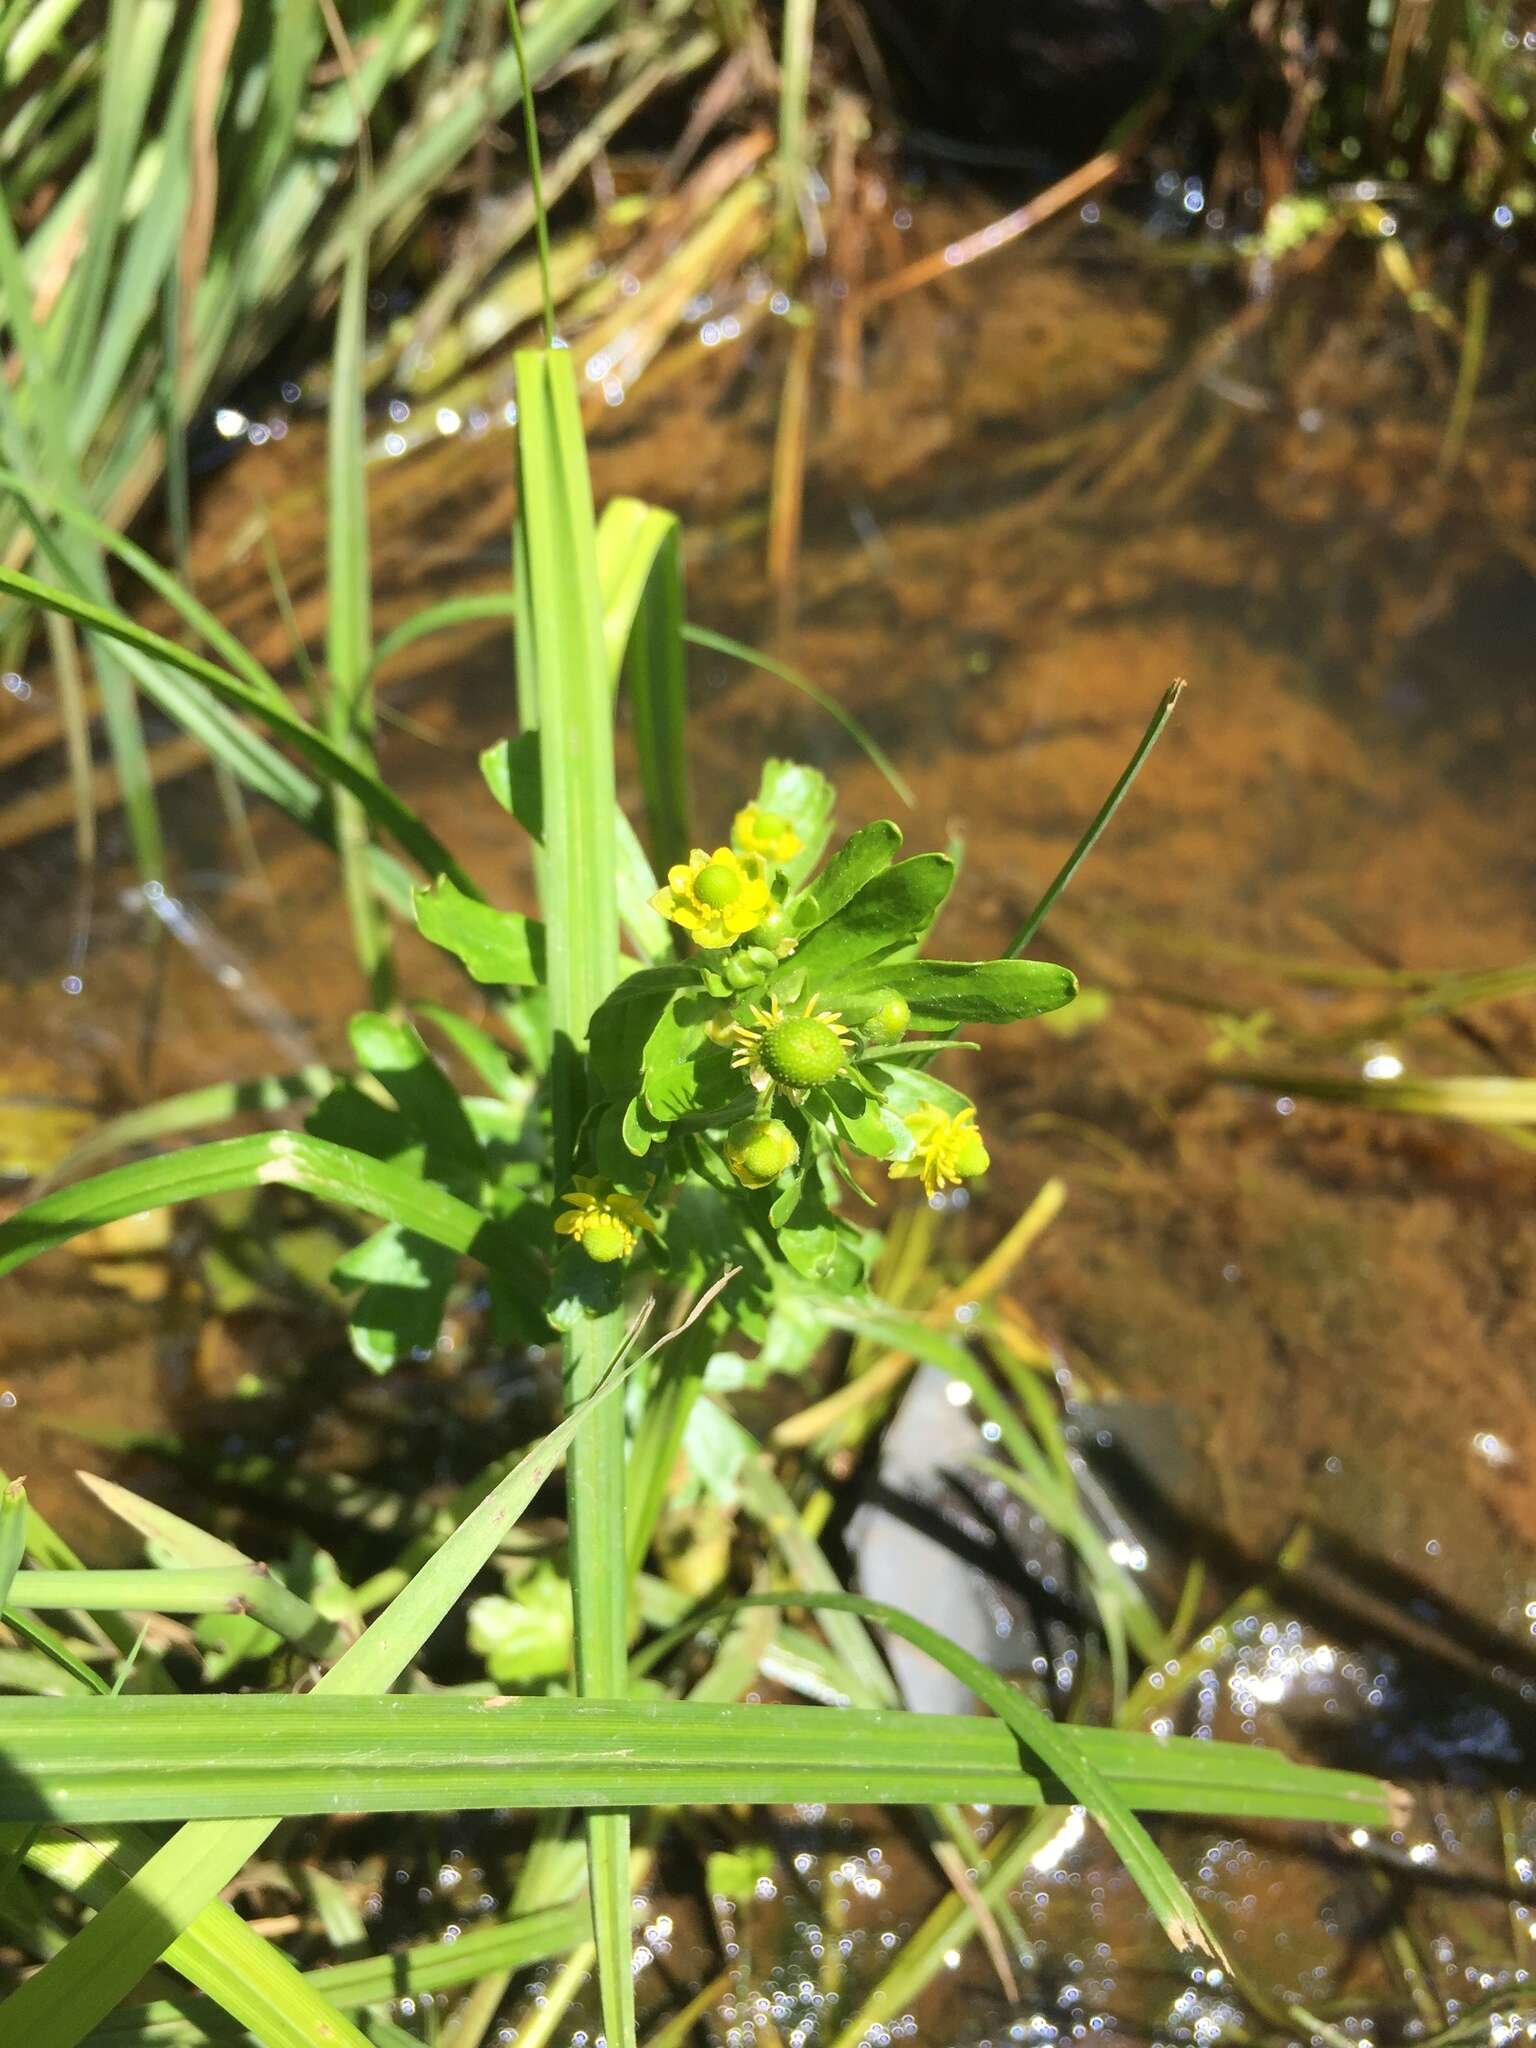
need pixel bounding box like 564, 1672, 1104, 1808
730, 992, 854, 1101
651, 846, 773, 950
731, 803, 802, 866
888, 1104, 990, 1199
554, 1178, 658, 1264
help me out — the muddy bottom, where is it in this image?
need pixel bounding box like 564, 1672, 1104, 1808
3, 197, 1535, 2036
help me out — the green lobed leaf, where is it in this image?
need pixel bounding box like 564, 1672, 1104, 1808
754, 758, 836, 888
838, 957, 1078, 1028
332, 1225, 458, 1375
788, 855, 955, 992
796, 821, 901, 930
641, 992, 739, 1126
348, 1012, 482, 1174
479, 733, 543, 837
414, 875, 545, 987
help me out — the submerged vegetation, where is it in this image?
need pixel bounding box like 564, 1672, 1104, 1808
0, 3, 1534, 2045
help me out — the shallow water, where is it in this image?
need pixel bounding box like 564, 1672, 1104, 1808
3, 193, 1535, 2039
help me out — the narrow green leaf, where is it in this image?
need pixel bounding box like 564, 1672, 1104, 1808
0, 1694, 1395, 1832
9, 1571, 341, 1660
674, 1592, 1231, 1965
21, 1826, 375, 2048
0, 1132, 512, 1281
0, 1344, 639, 2044
48, 1071, 333, 1183
1009, 680, 1184, 955
325, 160, 389, 1002
0, 564, 477, 897
0, 1480, 28, 1612
373, 593, 519, 673
516, 343, 630, 2048
684, 627, 914, 810
604, 501, 688, 876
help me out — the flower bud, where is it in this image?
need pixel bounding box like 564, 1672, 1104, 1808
724, 1116, 800, 1188
861, 992, 910, 1046
747, 906, 795, 957
723, 951, 767, 991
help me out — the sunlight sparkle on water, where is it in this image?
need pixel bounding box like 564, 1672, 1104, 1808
1030, 1807, 1087, 1871
1362, 1051, 1404, 1080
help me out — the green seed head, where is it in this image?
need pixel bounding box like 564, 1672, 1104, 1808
861, 992, 911, 1046
751, 810, 791, 844
953, 1131, 991, 1179
724, 1116, 800, 1189
694, 861, 744, 910
577, 1217, 631, 1264
761, 1016, 847, 1089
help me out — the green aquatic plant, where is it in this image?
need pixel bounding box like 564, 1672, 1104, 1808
0, 340, 1402, 2047
0, 43, 1409, 2046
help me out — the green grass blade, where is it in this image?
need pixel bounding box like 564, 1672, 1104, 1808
0, 176, 164, 885
0, 563, 477, 894
1222, 1069, 1536, 1126
325, 150, 389, 1003
0, 1480, 27, 1612
774, 0, 817, 260
0, 466, 288, 704
681, 1590, 1231, 1965
46, 1070, 333, 1184
682, 622, 914, 807
515, 343, 631, 2048
372, 593, 519, 672
9, 1570, 344, 1660
20, 1827, 374, 2048
504, 0, 555, 345
0, 1356, 638, 2045
55, 0, 174, 389
0, 1131, 536, 1287
610, 503, 689, 878
0, 1476, 173, 1694
0, 1695, 1396, 1830
1009, 679, 1184, 955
